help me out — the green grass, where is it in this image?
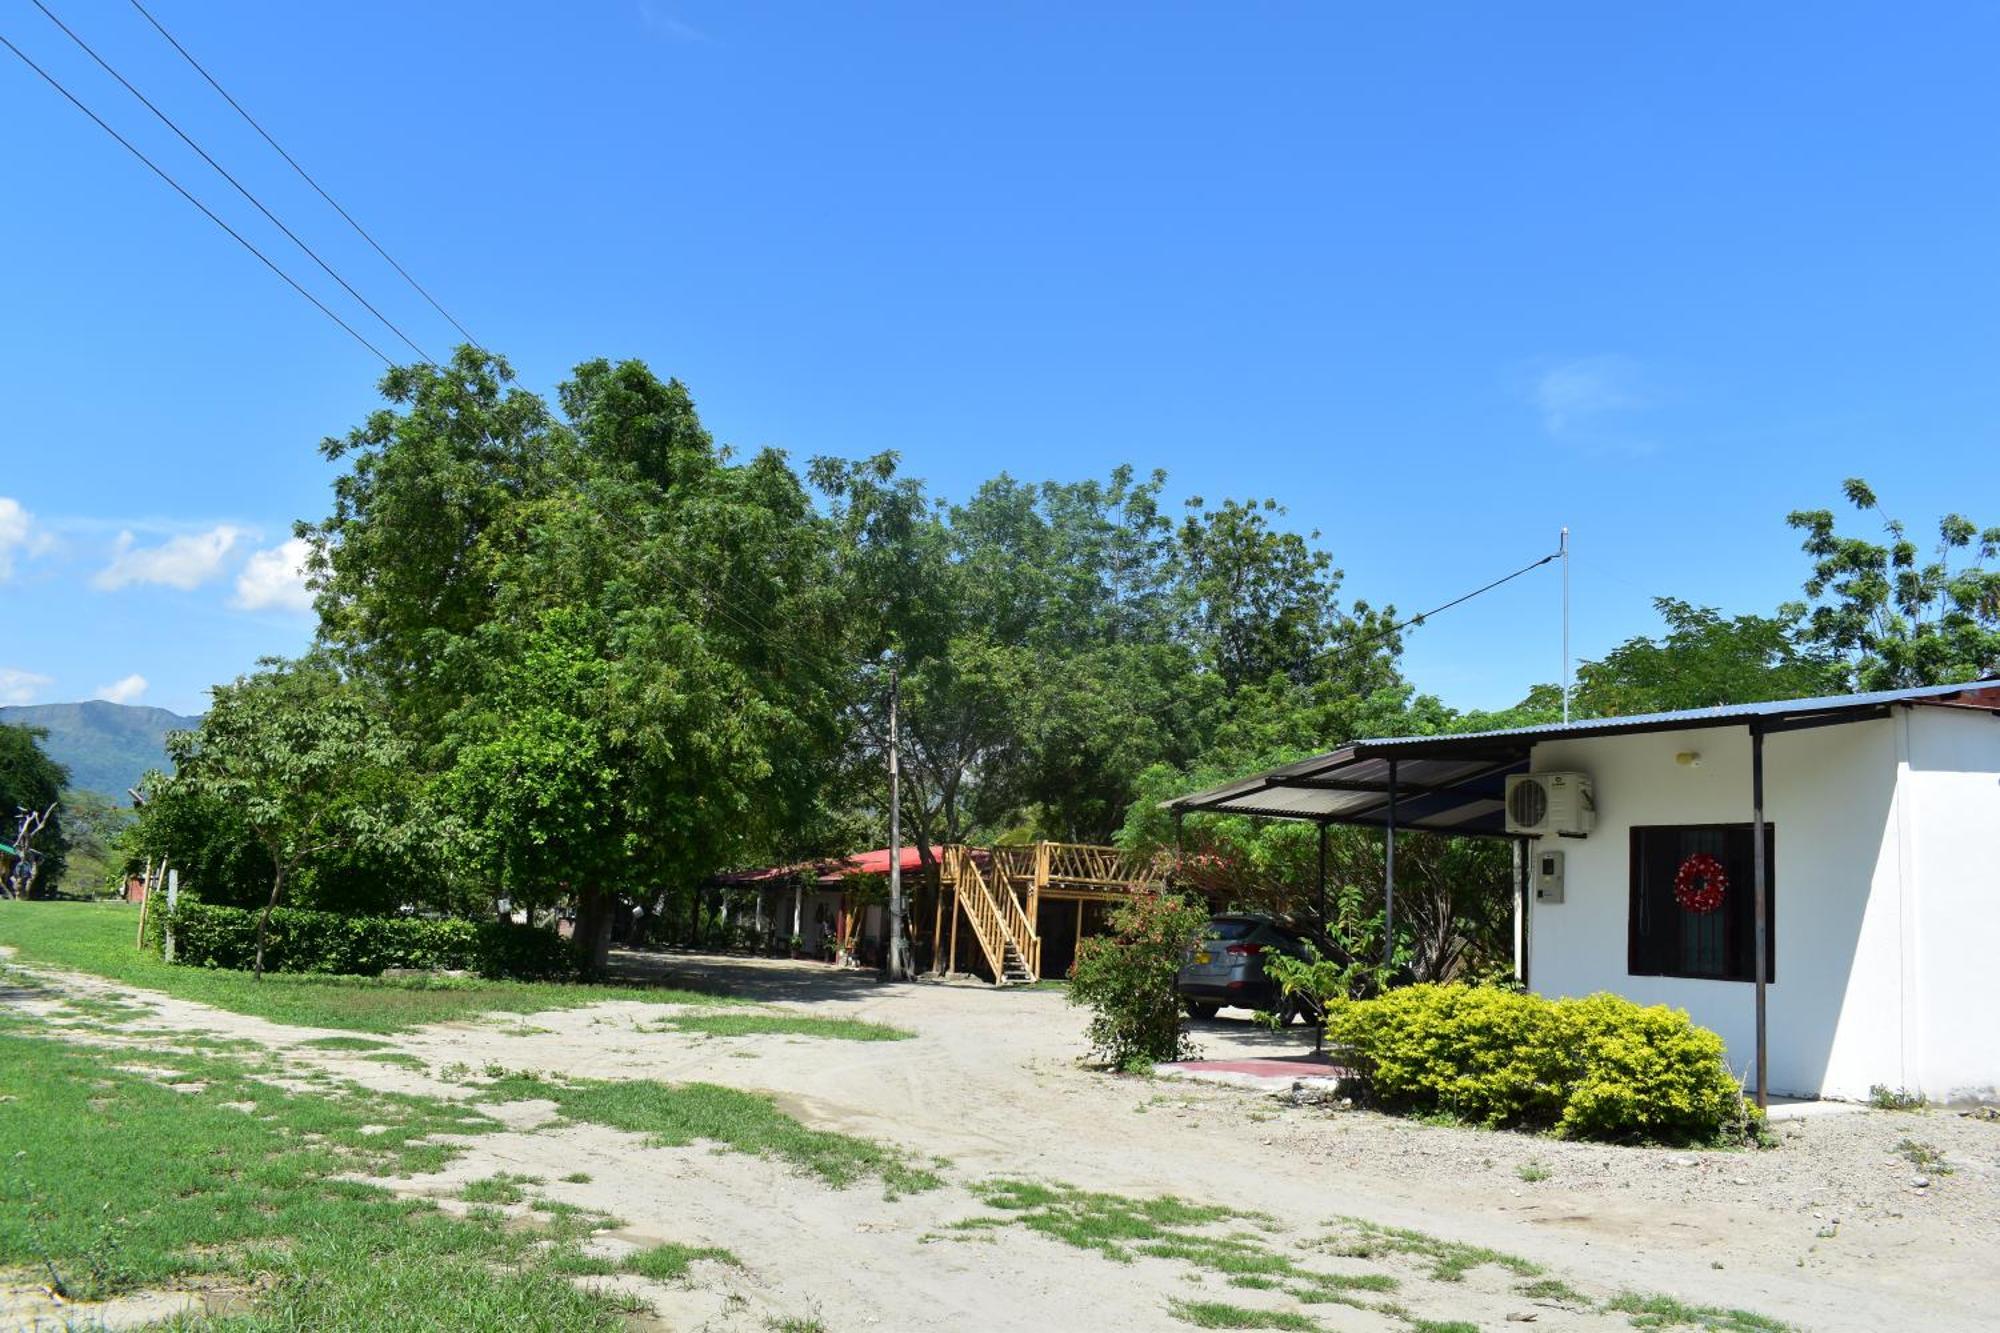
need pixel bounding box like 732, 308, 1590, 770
650, 1012, 914, 1042
300, 1035, 394, 1050
362, 1051, 428, 1070
1606, 1292, 1792, 1331
1170, 1301, 1320, 1330
1516, 1276, 1589, 1303
620, 1241, 739, 1281
0, 900, 736, 1033
1322, 1217, 1543, 1283
0, 1021, 628, 1329
1516, 1161, 1551, 1183
459, 1172, 544, 1205
483, 1073, 943, 1196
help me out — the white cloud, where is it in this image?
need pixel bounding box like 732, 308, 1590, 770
94, 525, 246, 591
94, 673, 149, 705
1529, 355, 1648, 435
0, 497, 53, 580
232, 537, 315, 613
0, 667, 53, 706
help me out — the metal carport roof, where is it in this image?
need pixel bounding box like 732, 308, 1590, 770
1162, 678, 2000, 836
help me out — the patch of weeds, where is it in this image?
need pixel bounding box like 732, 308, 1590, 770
483, 1075, 942, 1195
561, 1171, 593, 1184
1516, 1276, 1589, 1303
649, 1012, 914, 1042
969, 1180, 1249, 1262
768, 1319, 829, 1333
1410, 1323, 1480, 1333
1169, 1300, 1319, 1330
1288, 1273, 1397, 1304
621, 1241, 738, 1281
1321, 1217, 1542, 1282
1516, 1161, 1551, 1183
300, 1035, 394, 1051
363, 1051, 428, 1070
1867, 1084, 1927, 1111
1895, 1138, 1953, 1175
459, 1172, 545, 1205
1606, 1291, 1791, 1331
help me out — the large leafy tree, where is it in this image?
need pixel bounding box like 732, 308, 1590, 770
307, 350, 846, 965
165, 657, 413, 977
1566, 598, 1842, 716
1787, 478, 2000, 689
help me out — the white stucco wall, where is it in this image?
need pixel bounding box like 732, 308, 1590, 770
1524, 716, 1910, 1099
1903, 706, 2000, 1102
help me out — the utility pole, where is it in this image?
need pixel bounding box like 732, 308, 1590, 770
882, 659, 912, 981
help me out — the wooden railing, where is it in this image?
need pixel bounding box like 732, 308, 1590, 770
938, 846, 1008, 980
1040, 841, 1166, 891
940, 844, 1040, 981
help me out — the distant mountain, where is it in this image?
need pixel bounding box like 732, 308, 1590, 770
0, 701, 199, 800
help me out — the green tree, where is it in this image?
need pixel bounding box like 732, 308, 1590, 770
165, 658, 413, 977
309, 350, 846, 961
1787, 478, 2000, 689
0, 724, 69, 895
1568, 598, 1842, 715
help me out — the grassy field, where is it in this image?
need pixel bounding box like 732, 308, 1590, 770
0, 900, 733, 1032
0, 1020, 630, 1328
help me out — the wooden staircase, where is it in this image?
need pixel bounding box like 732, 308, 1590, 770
938, 845, 1041, 985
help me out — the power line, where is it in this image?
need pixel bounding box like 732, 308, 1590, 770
30, 0, 435, 365
1326, 546, 1565, 673
0, 28, 394, 365
128, 0, 485, 351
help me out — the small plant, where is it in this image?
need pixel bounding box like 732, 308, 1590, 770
1895, 1138, 1953, 1175
1516, 1161, 1550, 1182
1067, 890, 1210, 1069
1868, 1084, 1927, 1111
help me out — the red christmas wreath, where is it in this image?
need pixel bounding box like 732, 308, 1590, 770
1673, 852, 1728, 914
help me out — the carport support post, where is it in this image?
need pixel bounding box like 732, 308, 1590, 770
1383, 759, 1398, 969
1752, 723, 1769, 1111
1315, 818, 1328, 1056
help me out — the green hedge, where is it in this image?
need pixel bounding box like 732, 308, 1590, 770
161, 900, 587, 982
1322, 984, 1760, 1144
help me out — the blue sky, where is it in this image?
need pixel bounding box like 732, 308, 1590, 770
2, 2, 1995, 717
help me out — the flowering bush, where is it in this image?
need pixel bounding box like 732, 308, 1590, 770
1067, 890, 1210, 1070
1308, 983, 1759, 1145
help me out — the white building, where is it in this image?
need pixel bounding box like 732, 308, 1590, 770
1165, 680, 2000, 1104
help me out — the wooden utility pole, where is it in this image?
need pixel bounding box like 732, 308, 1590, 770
883, 660, 913, 981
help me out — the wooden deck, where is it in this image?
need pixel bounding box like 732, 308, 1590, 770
930, 841, 1165, 985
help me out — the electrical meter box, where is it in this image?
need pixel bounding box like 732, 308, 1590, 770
1535, 849, 1565, 904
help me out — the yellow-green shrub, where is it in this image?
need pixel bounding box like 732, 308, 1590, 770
1321, 984, 1758, 1145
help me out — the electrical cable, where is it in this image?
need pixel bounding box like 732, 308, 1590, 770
0, 28, 394, 365
129, 0, 484, 350
31, 0, 435, 365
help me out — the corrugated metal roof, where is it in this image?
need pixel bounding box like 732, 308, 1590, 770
1163, 678, 2000, 834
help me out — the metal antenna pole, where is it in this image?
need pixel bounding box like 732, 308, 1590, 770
1560, 527, 1571, 724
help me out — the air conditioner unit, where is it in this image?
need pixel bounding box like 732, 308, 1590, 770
1505, 772, 1596, 837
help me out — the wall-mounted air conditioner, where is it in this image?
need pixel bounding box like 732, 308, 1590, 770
1505, 772, 1596, 837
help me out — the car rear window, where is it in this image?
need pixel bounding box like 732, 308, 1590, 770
1203, 919, 1259, 941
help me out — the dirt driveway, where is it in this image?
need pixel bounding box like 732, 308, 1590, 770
22, 950, 2000, 1331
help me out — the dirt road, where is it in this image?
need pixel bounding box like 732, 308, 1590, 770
18, 950, 2000, 1331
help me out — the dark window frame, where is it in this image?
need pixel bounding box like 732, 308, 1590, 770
1627, 822, 1775, 984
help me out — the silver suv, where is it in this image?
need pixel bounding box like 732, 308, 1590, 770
1176, 913, 1320, 1024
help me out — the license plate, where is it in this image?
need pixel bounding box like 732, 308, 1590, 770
1195, 950, 1212, 965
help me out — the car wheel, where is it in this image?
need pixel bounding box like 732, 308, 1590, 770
1185, 1002, 1219, 1022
